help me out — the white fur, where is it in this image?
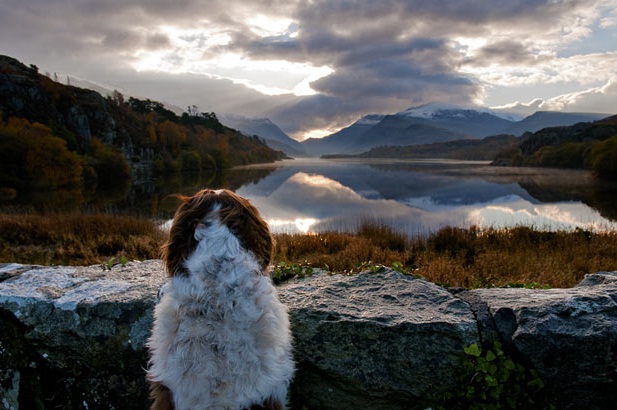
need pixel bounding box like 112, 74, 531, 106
148, 216, 294, 410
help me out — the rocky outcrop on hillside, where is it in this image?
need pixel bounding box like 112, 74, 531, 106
0, 54, 285, 186
0, 56, 140, 179
1, 261, 616, 409
0, 55, 140, 158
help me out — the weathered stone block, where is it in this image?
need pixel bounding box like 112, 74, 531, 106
279, 270, 479, 409
461, 272, 617, 410
0, 261, 164, 409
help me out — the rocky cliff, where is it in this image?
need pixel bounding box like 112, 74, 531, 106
1, 261, 616, 409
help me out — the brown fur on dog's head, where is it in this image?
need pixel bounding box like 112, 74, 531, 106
161, 189, 273, 277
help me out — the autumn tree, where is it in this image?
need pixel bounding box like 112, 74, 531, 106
0, 117, 82, 190
587, 135, 617, 176
158, 120, 186, 155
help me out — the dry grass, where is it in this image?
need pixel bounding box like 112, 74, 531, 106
273, 224, 617, 288
0, 212, 166, 266
1, 212, 616, 288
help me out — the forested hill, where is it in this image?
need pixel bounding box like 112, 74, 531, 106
0, 55, 285, 196
492, 114, 617, 176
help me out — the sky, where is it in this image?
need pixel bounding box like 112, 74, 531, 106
1, 0, 616, 140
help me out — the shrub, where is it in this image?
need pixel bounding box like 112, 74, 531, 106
0, 117, 83, 191
88, 138, 131, 187
438, 342, 554, 409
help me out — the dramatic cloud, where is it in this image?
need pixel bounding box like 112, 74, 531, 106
1, 0, 616, 139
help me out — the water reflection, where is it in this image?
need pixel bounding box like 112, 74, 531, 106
5, 158, 615, 236
234, 158, 617, 235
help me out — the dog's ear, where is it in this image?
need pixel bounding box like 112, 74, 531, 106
217, 190, 273, 271
161, 190, 218, 277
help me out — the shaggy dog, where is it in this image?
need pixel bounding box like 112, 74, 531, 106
147, 189, 294, 410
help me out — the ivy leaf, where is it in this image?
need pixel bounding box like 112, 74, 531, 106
464, 343, 482, 357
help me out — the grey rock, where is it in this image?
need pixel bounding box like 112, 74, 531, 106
576, 271, 617, 287
0, 260, 166, 409
279, 270, 479, 409
466, 271, 617, 410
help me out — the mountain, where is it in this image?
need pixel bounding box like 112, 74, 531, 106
504, 111, 610, 136
302, 114, 384, 156
396, 102, 523, 122
301, 102, 611, 156
348, 134, 521, 161
218, 113, 306, 156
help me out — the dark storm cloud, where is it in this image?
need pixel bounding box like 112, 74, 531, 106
470, 40, 553, 65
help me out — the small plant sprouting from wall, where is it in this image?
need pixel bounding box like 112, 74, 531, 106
438, 341, 555, 410
271, 261, 314, 284
100, 254, 129, 271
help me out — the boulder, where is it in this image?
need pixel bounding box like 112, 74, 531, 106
456, 271, 617, 410
278, 269, 479, 409
0, 261, 164, 410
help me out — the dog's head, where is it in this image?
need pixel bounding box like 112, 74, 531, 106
162, 189, 273, 277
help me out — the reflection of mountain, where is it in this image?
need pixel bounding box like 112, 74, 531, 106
244, 160, 536, 205
96, 166, 279, 218
518, 178, 617, 222
233, 159, 617, 234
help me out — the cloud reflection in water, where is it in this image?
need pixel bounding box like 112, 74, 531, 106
235, 159, 617, 236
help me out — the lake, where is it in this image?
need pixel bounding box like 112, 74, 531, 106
6, 158, 617, 236
228, 158, 617, 235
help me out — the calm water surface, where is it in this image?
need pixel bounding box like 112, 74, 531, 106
7, 158, 616, 236
226, 158, 617, 235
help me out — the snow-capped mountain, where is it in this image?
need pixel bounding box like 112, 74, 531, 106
300, 103, 609, 156
397, 102, 523, 122
218, 113, 307, 157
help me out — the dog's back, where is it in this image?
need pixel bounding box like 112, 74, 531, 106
147, 189, 294, 410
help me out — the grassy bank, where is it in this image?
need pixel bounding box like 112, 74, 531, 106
1, 212, 616, 288
0, 212, 166, 267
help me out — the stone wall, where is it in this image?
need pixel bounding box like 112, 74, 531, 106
1, 260, 616, 409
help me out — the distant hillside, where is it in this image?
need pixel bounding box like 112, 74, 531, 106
302, 103, 610, 156
344, 134, 522, 161
0, 55, 285, 198
493, 115, 617, 176
218, 113, 306, 156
